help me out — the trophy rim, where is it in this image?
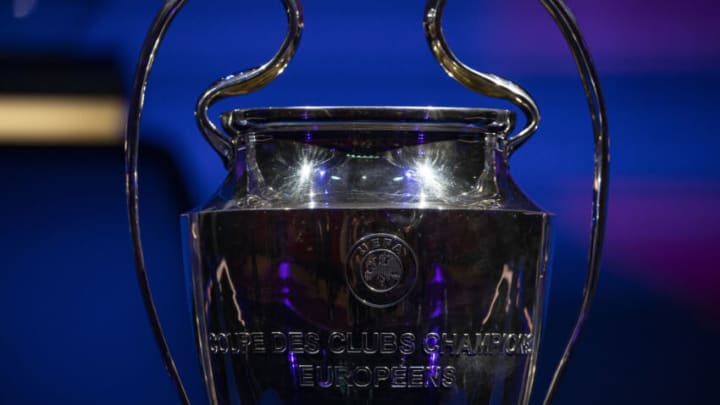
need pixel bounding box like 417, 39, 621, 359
221, 106, 516, 137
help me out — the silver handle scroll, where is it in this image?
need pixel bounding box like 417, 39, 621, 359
196, 2, 303, 167
423, 0, 540, 156
125, 1, 304, 404
422, 1, 609, 404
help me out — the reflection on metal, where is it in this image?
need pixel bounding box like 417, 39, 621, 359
221, 107, 514, 210
523, 307, 534, 334
481, 264, 514, 327
412, 157, 448, 201
215, 259, 245, 328
0, 95, 124, 144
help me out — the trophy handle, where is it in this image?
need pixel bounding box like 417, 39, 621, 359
423, 1, 609, 404
423, 0, 540, 156
125, 1, 303, 404
195, 2, 303, 168
536, 2, 609, 403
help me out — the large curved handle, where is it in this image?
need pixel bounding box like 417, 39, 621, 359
423, 0, 540, 156
195, 1, 303, 167
424, 1, 609, 404
124, 1, 303, 404
538, 1, 609, 403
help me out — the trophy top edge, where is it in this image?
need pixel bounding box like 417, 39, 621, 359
220, 106, 516, 136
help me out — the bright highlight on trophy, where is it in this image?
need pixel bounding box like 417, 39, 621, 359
125, 1, 609, 404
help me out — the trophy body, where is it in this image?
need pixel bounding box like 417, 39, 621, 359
125, 1, 608, 404
183, 108, 551, 404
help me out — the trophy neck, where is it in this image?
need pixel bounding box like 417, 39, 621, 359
190, 106, 544, 213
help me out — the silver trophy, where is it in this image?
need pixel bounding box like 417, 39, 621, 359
125, 1, 609, 404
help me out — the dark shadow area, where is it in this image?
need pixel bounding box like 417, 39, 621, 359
0, 144, 205, 404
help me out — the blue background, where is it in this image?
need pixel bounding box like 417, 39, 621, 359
1, 0, 718, 403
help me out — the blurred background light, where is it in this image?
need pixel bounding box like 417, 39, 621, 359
0, 95, 123, 143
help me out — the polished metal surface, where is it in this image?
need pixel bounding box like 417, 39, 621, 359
126, 0, 608, 404
214, 106, 517, 211
184, 109, 552, 403
185, 208, 550, 404
214, 106, 526, 211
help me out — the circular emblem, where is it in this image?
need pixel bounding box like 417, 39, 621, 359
345, 233, 418, 308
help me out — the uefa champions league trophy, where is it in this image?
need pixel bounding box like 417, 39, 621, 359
125, 1, 609, 404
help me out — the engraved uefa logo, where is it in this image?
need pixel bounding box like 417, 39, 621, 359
362, 249, 403, 292
345, 233, 418, 308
